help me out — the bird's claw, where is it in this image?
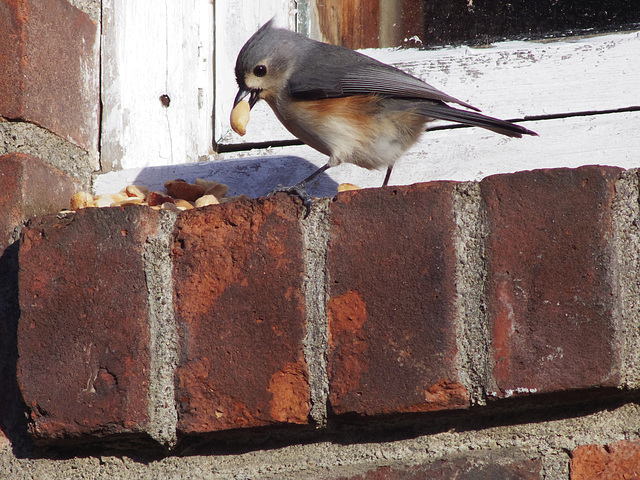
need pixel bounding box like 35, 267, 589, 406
268, 183, 313, 218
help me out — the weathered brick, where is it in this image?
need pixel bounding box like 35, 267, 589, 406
17, 207, 159, 441
173, 196, 310, 433
332, 454, 542, 479
327, 184, 468, 417
0, 0, 99, 152
482, 166, 623, 397
571, 440, 640, 480
0, 152, 78, 251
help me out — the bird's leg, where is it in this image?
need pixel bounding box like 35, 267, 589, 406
299, 163, 331, 185
269, 163, 331, 217
382, 166, 393, 187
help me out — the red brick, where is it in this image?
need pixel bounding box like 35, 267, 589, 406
327, 184, 469, 417
332, 455, 542, 479
0, 153, 78, 251
17, 207, 159, 441
571, 440, 640, 480
482, 166, 623, 397
173, 196, 310, 433
0, 0, 99, 152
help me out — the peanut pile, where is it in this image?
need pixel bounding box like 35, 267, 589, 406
68, 177, 363, 213
69, 179, 247, 212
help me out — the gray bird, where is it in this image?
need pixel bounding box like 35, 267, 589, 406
233, 19, 537, 195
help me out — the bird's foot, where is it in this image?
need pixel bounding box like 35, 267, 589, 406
268, 183, 313, 218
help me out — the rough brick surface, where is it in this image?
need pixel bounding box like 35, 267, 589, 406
327, 184, 469, 417
571, 440, 640, 480
332, 454, 543, 479
173, 196, 310, 433
0, 0, 99, 152
0, 152, 78, 251
17, 207, 159, 441
482, 166, 623, 397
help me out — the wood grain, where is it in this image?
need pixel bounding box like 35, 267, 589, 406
316, 0, 380, 48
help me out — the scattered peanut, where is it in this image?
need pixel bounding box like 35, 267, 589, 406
195, 178, 230, 199
70, 191, 94, 210
206, 184, 230, 198
164, 179, 206, 202
113, 197, 144, 207
148, 191, 174, 207
162, 202, 182, 212
94, 193, 126, 207
174, 199, 195, 210
66, 178, 237, 213
230, 99, 250, 136
194, 178, 218, 190
195, 194, 220, 208
125, 184, 149, 200
338, 183, 362, 192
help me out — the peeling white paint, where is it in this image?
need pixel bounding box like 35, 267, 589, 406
101, 0, 214, 171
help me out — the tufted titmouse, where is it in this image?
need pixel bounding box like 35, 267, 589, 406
232, 19, 537, 193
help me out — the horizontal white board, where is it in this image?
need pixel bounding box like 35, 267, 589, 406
95, 110, 640, 198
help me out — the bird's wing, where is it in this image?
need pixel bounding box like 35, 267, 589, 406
340, 65, 479, 111
287, 44, 480, 111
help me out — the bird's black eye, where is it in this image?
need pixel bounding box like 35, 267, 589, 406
253, 65, 267, 77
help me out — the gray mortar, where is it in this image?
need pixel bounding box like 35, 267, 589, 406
2, 402, 640, 478
0, 122, 97, 191
143, 210, 179, 447
452, 182, 492, 405
611, 169, 640, 388
300, 199, 332, 427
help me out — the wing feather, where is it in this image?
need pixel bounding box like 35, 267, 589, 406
287, 43, 480, 111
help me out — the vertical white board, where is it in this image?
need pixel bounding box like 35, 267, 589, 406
101, 0, 214, 171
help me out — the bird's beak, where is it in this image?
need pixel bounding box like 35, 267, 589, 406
234, 88, 260, 109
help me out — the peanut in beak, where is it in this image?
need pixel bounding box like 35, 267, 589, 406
230, 100, 251, 136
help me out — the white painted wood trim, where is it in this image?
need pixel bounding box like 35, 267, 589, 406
101, 0, 214, 171
100, 0, 301, 171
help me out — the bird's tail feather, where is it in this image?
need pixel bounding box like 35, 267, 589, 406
418, 103, 538, 138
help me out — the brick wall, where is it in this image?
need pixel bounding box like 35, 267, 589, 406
0, 0, 99, 188
2, 0, 640, 477
2, 156, 640, 477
